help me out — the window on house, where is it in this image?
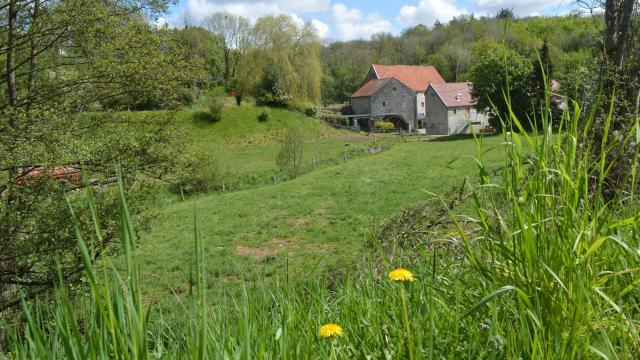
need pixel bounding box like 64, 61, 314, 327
382, 101, 386, 107
392, 87, 397, 91
453, 108, 457, 114
421, 102, 425, 107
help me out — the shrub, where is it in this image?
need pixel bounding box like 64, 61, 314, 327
207, 96, 224, 122
304, 107, 316, 117
257, 110, 270, 123
376, 121, 395, 130
276, 128, 304, 178
177, 153, 223, 194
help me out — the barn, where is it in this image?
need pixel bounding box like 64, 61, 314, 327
349, 64, 446, 132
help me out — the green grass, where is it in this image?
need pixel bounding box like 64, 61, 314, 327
7, 90, 640, 358
172, 100, 399, 189
136, 135, 506, 304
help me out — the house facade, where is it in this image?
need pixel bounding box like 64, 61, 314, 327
350, 78, 417, 131
350, 64, 446, 132
424, 82, 488, 135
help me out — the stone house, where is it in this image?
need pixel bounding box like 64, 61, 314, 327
424, 82, 489, 135
349, 64, 446, 131
350, 78, 417, 131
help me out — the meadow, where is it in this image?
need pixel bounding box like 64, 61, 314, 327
5, 98, 640, 359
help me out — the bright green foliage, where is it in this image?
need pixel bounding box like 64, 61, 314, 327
470, 47, 534, 130
7, 95, 640, 358
206, 95, 224, 122
276, 128, 304, 179
242, 15, 322, 108
321, 15, 600, 103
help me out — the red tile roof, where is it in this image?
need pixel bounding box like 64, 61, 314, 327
430, 82, 476, 107
351, 78, 391, 98
372, 64, 445, 92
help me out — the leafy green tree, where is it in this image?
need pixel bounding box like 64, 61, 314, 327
276, 128, 304, 179
241, 15, 321, 108
205, 12, 250, 84
0, 0, 193, 309
470, 47, 534, 130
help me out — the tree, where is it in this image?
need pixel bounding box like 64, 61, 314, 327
276, 128, 304, 179
497, 8, 515, 20
530, 39, 554, 108
242, 15, 321, 108
470, 47, 534, 131
0, 0, 193, 309
206, 12, 250, 84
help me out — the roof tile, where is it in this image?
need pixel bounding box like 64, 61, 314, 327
430, 82, 476, 107
372, 64, 445, 91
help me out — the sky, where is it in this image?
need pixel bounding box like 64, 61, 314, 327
163, 0, 579, 41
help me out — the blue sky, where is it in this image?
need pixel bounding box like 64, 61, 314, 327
164, 0, 579, 41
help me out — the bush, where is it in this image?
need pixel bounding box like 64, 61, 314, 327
176, 153, 223, 194
304, 107, 316, 117
276, 128, 304, 179
376, 121, 395, 130
207, 96, 224, 122
257, 110, 270, 122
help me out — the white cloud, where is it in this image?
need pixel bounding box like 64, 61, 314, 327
397, 0, 467, 27
154, 16, 168, 28
181, 0, 329, 24
472, 0, 569, 16
311, 19, 330, 38
330, 3, 394, 41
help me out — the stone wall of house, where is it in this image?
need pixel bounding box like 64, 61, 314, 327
448, 107, 489, 134
425, 86, 449, 135
370, 78, 417, 131
350, 97, 370, 115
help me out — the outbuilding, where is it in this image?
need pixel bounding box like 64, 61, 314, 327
424, 82, 488, 135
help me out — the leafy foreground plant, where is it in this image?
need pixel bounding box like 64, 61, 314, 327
5, 92, 640, 358
452, 89, 640, 357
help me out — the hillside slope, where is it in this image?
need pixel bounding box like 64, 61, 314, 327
136, 135, 505, 303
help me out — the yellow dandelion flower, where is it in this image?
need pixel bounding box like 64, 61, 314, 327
318, 323, 344, 338
388, 268, 414, 282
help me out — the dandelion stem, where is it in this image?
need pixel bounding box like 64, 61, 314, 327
331, 340, 337, 360
399, 285, 414, 360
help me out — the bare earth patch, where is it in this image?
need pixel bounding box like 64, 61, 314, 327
235, 246, 282, 261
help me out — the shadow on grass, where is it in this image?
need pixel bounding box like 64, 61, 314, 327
191, 111, 216, 125
429, 133, 500, 142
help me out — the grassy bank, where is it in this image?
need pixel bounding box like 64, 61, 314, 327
5, 96, 640, 358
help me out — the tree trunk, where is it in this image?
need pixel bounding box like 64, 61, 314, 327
614, 0, 636, 71
27, 0, 40, 110
7, 0, 18, 111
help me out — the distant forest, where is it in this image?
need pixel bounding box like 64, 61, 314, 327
321, 12, 601, 104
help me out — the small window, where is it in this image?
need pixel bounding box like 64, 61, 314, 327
453, 108, 457, 114
392, 87, 397, 91
421, 102, 425, 107
382, 101, 386, 107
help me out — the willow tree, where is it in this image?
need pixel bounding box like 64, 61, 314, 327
240, 15, 321, 108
